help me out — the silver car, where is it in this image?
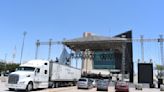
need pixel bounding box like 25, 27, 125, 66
97, 79, 109, 91
77, 78, 92, 89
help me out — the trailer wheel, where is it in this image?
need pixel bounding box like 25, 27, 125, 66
26, 82, 33, 92
55, 83, 59, 88
8, 88, 15, 91
73, 81, 77, 86
73, 79, 77, 86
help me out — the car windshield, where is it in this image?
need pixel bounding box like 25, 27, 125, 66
16, 67, 35, 71
79, 79, 87, 81
97, 79, 108, 84
117, 81, 127, 85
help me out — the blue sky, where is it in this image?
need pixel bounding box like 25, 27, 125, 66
0, 0, 164, 69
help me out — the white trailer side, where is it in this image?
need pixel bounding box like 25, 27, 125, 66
49, 61, 81, 87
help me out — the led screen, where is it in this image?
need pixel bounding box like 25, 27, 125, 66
93, 51, 115, 69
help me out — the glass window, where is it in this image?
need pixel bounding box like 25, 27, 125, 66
79, 78, 87, 81
16, 67, 35, 71
44, 70, 47, 74
44, 63, 48, 65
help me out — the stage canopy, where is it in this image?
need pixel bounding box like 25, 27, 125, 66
62, 35, 127, 51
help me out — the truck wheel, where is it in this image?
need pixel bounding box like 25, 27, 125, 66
26, 82, 33, 92
97, 88, 99, 91
55, 83, 59, 88
73, 82, 76, 86
9, 88, 15, 91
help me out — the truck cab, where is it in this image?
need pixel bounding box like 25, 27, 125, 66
6, 60, 49, 91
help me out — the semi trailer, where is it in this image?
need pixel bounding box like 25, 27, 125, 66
6, 60, 81, 91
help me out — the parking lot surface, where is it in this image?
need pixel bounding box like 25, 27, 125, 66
0, 77, 161, 92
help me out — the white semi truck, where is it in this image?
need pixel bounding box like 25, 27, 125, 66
6, 60, 81, 91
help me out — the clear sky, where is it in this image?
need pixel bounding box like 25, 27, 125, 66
0, 0, 164, 69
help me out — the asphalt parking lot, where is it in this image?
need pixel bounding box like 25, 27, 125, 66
0, 77, 161, 92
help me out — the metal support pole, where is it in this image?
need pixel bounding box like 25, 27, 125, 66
86, 54, 88, 74
85, 49, 90, 74
75, 50, 81, 68
20, 32, 27, 64
4, 54, 7, 73
140, 35, 144, 63
81, 51, 84, 70
48, 39, 52, 60
12, 46, 16, 64
75, 51, 78, 68
159, 35, 164, 65
137, 59, 140, 63
35, 40, 40, 59
76, 51, 78, 68
76, 58, 78, 68
121, 42, 126, 81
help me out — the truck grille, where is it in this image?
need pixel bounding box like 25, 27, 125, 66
8, 74, 19, 84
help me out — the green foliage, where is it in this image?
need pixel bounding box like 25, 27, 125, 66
0, 62, 5, 73
156, 64, 164, 71
0, 61, 19, 73
156, 64, 164, 78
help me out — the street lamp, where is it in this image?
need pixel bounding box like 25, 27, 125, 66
4, 54, 7, 73
20, 31, 27, 64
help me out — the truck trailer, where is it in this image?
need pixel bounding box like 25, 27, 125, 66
6, 60, 81, 91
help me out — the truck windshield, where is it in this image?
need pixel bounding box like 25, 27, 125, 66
16, 67, 35, 71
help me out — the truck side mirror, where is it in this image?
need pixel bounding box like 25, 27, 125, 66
35, 71, 37, 76
37, 69, 40, 73
35, 68, 40, 75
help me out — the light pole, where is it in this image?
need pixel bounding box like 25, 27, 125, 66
121, 41, 126, 81
48, 39, 52, 60
12, 46, 16, 64
140, 35, 144, 63
4, 54, 7, 73
20, 31, 27, 64
121, 35, 126, 81
35, 40, 40, 59
159, 35, 164, 65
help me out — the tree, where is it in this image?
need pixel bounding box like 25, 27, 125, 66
156, 64, 164, 79
0, 61, 19, 73
0, 62, 5, 73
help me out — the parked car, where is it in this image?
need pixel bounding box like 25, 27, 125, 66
115, 81, 129, 92
135, 84, 142, 90
91, 79, 97, 87
77, 78, 93, 89
97, 79, 109, 91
